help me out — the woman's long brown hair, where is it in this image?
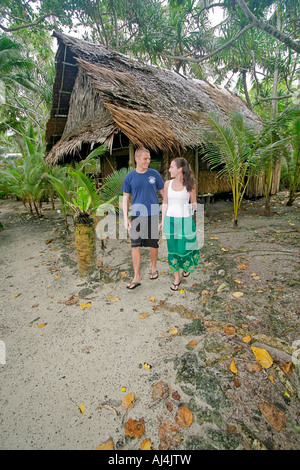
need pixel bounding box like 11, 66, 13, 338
172, 157, 196, 192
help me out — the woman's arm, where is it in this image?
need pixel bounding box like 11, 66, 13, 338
158, 180, 169, 231
190, 186, 197, 212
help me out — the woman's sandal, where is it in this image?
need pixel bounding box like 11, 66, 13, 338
182, 271, 190, 278
170, 281, 181, 291
126, 282, 141, 290
150, 270, 159, 280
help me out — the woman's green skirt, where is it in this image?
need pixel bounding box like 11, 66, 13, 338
164, 215, 200, 274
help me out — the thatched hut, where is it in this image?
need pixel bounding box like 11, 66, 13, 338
45, 31, 280, 197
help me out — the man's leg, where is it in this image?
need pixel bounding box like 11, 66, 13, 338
149, 246, 158, 277
127, 246, 141, 288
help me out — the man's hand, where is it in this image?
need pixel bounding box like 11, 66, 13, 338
124, 218, 131, 231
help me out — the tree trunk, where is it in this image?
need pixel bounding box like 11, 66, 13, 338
74, 213, 97, 277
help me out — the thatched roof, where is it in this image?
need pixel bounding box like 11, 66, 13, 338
45, 31, 261, 165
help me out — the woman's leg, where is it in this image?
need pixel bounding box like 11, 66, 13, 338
171, 270, 181, 291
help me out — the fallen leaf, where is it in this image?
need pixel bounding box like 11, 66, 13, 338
124, 417, 145, 439
175, 405, 193, 428
251, 273, 261, 280
120, 386, 127, 392
168, 326, 181, 336
210, 236, 219, 239
143, 362, 152, 370
187, 340, 198, 346
251, 364, 262, 372
148, 296, 156, 302
37, 322, 47, 328
243, 336, 251, 343
234, 378, 241, 388
224, 325, 235, 335
32, 304, 39, 308
140, 439, 152, 450
229, 359, 238, 375
179, 288, 185, 294
121, 392, 135, 410
172, 391, 180, 401
152, 381, 169, 401
45, 238, 54, 244
59, 295, 79, 305
225, 305, 231, 311
13, 293, 21, 298
80, 302, 91, 310
237, 263, 248, 270
269, 376, 274, 383
139, 312, 150, 319
280, 361, 292, 375
95, 437, 114, 450
233, 291, 244, 298
78, 404, 85, 414
259, 402, 286, 432
119, 271, 128, 277
55, 274, 61, 278
158, 420, 179, 449
221, 247, 229, 251
251, 346, 273, 369
111, 297, 119, 302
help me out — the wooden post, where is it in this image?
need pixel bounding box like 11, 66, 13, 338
195, 147, 199, 196
129, 140, 135, 169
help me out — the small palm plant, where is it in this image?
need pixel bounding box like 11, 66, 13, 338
66, 167, 129, 277
199, 111, 291, 227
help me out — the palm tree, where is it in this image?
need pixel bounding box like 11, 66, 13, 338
199, 110, 290, 227
66, 167, 129, 277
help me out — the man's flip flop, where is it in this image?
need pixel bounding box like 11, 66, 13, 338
170, 281, 181, 291
150, 271, 158, 280
126, 282, 141, 290
182, 271, 190, 278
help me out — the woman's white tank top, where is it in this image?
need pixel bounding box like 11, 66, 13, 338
166, 180, 191, 217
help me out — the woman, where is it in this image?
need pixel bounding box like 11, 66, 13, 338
159, 157, 200, 291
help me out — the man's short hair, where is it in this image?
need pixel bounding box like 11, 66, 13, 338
135, 148, 150, 159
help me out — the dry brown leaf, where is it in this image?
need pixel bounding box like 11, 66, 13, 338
158, 420, 179, 449
237, 263, 248, 270
234, 378, 241, 388
280, 361, 292, 375
59, 295, 79, 305
172, 391, 180, 401
187, 340, 198, 346
259, 403, 286, 432
139, 312, 150, 319
37, 322, 47, 328
95, 437, 114, 450
124, 417, 145, 439
121, 392, 135, 410
224, 325, 236, 335
152, 381, 169, 401
175, 405, 193, 428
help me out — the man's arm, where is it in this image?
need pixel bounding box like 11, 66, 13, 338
122, 192, 131, 230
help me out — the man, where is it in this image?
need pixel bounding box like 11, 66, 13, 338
122, 148, 164, 289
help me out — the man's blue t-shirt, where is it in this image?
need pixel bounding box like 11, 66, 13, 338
122, 169, 164, 216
